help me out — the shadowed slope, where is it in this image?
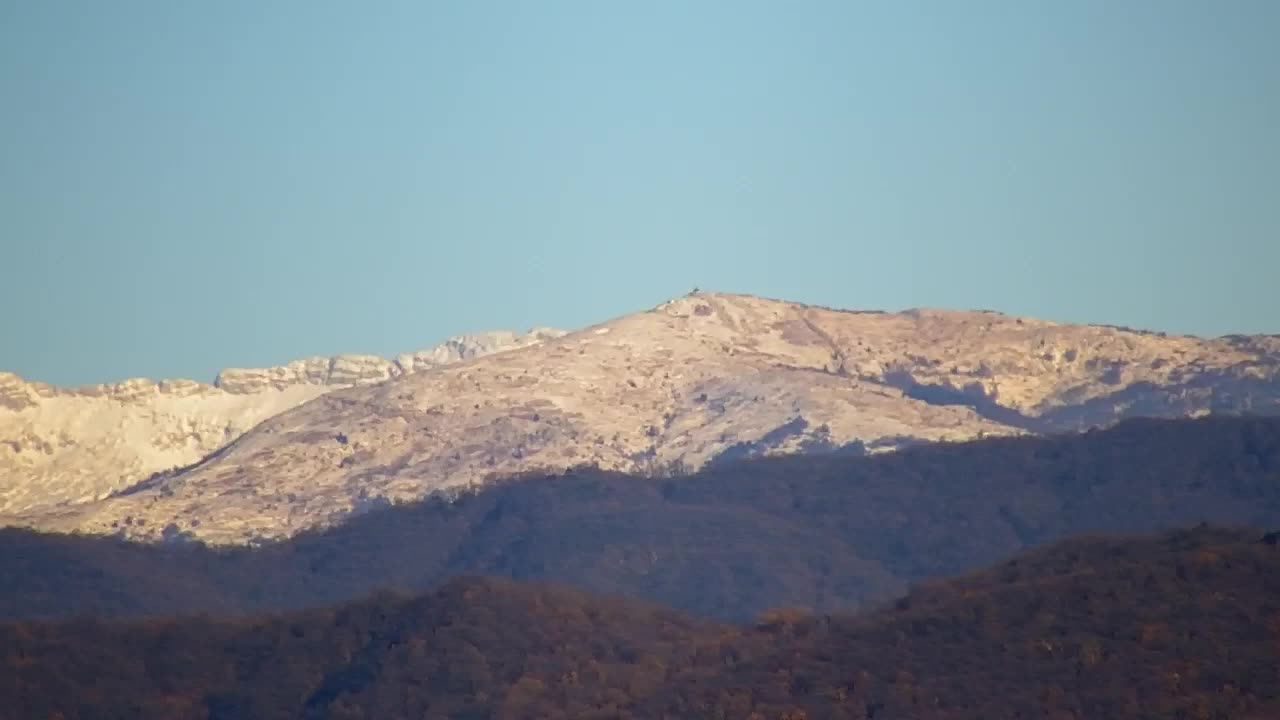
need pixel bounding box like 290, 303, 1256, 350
648, 526, 1280, 719
3, 527, 1278, 719
2, 416, 1279, 623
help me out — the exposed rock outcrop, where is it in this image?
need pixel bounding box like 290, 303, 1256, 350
327, 354, 395, 386
213, 357, 332, 394
0, 373, 38, 412
395, 329, 568, 374
212, 330, 564, 394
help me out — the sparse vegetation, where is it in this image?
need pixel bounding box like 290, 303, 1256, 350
2, 416, 1279, 622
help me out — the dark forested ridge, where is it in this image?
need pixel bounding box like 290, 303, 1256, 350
648, 526, 1280, 720
3, 527, 1279, 719
3, 416, 1280, 622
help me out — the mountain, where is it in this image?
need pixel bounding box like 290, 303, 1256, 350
0, 328, 563, 515
2, 416, 1278, 622
7, 292, 1280, 543
4, 526, 1278, 719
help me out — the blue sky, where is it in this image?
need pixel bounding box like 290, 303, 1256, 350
3, 0, 1277, 385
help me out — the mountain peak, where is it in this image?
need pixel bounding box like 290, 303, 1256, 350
10, 295, 1274, 544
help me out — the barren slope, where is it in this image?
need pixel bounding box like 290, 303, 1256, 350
15, 293, 1279, 544
0, 329, 560, 514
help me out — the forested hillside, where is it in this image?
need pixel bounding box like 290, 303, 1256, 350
3, 527, 1278, 719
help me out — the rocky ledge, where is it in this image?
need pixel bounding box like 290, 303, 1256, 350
214, 329, 566, 394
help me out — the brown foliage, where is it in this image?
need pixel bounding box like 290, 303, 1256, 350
2, 528, 1279, 719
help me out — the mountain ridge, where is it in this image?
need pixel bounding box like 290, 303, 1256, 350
0, 328, 563, 513
5, 292, 1280, 542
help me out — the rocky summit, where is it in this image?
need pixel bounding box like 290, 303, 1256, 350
5, 292, 1279, 544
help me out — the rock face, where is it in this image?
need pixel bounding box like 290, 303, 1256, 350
212, 330, 565, 394
212, 358, 333, 394
0, 329, 559, 514
0, 373, 40, 412
395, 328, 565, 373
11, 293, 1278, 545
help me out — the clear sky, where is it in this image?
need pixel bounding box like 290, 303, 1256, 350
3, 0, 1277, 386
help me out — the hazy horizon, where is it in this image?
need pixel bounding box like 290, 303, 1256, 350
4, 1, 1277, 385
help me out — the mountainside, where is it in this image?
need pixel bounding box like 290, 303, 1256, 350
7, 293, 1280, 543
3, 416, 1278, 622
0, 329, 562, 515
4, 527, 1278, 720
649, 526, 1280, 720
